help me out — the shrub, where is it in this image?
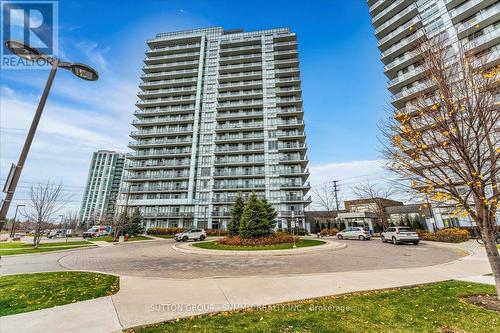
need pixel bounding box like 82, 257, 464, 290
218, 232, 294, 246
417, 228, 470, 243
146, 227, 185, 235
205, 229, 228, 236
319, 228, 339, 236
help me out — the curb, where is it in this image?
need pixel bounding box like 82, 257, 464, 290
171, 239, 347, 256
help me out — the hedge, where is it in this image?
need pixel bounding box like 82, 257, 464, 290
417, 228, 470, 243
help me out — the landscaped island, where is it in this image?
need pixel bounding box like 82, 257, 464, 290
193, 193, 318, 250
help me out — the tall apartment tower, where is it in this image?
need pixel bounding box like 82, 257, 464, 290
79, 150, 125, 227
122, 27, 311, 231
368, 0, 500, 227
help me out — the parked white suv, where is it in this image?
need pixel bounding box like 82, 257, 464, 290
337, 227, 371, 241
381, 226, 419, 245
175, 229, 207, 242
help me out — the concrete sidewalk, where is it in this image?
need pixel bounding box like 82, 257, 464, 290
0, 241, 494, 333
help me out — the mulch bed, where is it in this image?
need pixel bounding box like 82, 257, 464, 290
462, 295, 500, 312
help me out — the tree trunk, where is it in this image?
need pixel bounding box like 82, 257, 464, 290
481, 227, 500, 300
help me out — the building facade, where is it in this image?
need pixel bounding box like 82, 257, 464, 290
368, 0, 500, 228
79, 150, 125, 227
122, 27, 311, 231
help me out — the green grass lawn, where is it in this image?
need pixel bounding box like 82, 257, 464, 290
192, 239, 324, 251
0, 271, 119, 316
0, 241, 95, 256
132, 281, 499, 333
93, 235, 152, 243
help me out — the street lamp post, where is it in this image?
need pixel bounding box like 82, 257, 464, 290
0, 41, 99, 231
9, 204, 25, 238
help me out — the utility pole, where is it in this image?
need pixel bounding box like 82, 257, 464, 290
332, 180, 340, 211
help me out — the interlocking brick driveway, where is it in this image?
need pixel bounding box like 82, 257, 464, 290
52, 239, 464, 279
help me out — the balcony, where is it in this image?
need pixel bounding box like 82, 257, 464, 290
218, 89, 263, 100
283, 195, 311, 203
214, 156, 265, 165
218, 71, 262, 81
381, 30, 425, 64
215, 144, 264, 153
277, 143, 307, 151
280, 210, 305, 217
125, 159, 190, 168
217, 109, 263, 120
217, 99, 263, 110
215, 122, 264, 132
128, 138, 192, 148
139, 77, 198, 88
457, 3, 500, 38
219, 53, 261, 64
280, 181, 311, 189
123, 172, 190, 181
215, 132, 265, 143
130, 126, 193, 138
144, 52, 200, 65
219, 44, 262, 55
136, 95, 195, 108
274, 58, 299, 68
213, 170, 265, 178
369, 0, 395, 17
450, 0, 496, 23
274, 41, 297, 50
133, 105, 195, 116
279, 154, 308, 163
384, 49, 421, 78
213, 182, 266, 190
378, 16, 422, 52
146, 43, 200, 56
274, 49, 298, 59
276, 107, 304, 115
132, 115, 194, 127
445, 0, 467, 10
276, 119, 305, 129
219, 62, 262, 73
468, 29, 500, 53
137, 86, 196, 99
140, 69, 198, 80
276, 97, 303, 105
275, 86, 301, 96
279, 168, 310, 177
277, 131, 306, 139
142, 212, 194, 218
129, 185, 189, 193
275, 77, 301, 85
218, 80, 262, 91
372, 0, 413, 28
387, 66, 426, 94
374, 3, 418, 38
274, 67, 300, 77
391, 81, 434, 108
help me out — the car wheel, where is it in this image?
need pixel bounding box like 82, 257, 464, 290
337, 234, 343, 240
413, 241, 419, 245
200, 235, 206, 241
182, 236, 188, 242
358, 235, 365, 241
392, 237, 398, 245
381, 236, 386, 243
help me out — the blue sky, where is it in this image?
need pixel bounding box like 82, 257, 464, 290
0, 0, 394, 214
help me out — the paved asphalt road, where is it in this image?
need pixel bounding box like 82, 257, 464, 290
1, 238, 463, 278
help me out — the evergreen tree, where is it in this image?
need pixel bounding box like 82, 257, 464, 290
412, 216, 423, 230
124, 208, 143, 235
259, 198, 278, 233
227, 194, 245, 236
239, 193, 263, 238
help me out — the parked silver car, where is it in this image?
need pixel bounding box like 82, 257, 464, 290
381, 226, 419, 245
337, 227, 371, 241
175, 229, 207, 242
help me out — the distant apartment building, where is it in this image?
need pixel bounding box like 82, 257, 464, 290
120, 27, 311, 231
79, 150, 125, 227
368, 0, 500, 228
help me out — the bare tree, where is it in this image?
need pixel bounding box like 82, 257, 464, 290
352, 181, 397, 229
65, 210, 80, 232
23, 182, 68, 248
381, 34, 500, 299
311, 183, 339, 217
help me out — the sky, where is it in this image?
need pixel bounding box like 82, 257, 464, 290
0, 0, 396, 216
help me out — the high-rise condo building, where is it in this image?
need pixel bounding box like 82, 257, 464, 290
79, 150, 125, 226
122, 27, 311, 231
368, 0, 500, 228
